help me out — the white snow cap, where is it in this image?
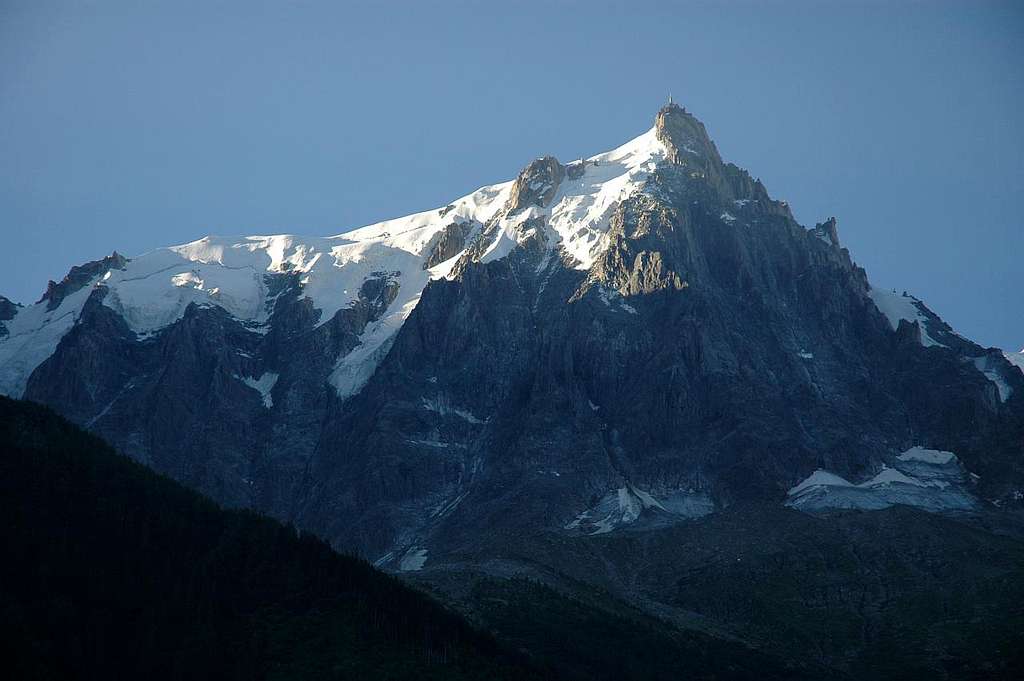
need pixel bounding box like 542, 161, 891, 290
0, 124, 671, 400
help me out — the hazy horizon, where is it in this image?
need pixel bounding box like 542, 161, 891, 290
2, 0, 1021, 349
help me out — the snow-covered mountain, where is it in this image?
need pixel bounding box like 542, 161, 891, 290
0, 126, 670, 401
3, 102, 1023, 521
4, 100, 1023, 677
1, 102, 1022, 521
5, 127, 1018, 409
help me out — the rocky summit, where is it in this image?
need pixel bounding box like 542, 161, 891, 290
2, 102, 1023, 677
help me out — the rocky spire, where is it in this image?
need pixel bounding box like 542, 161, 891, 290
812, 217, 841, 248
654, 100, 723, 168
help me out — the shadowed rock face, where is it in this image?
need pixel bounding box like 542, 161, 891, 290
0, 296, 17, 338
23, 268, 401, 513
0, 296, 16, 321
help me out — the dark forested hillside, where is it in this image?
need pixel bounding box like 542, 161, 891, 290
0, 396, 542, 680
0, 396, 825, 681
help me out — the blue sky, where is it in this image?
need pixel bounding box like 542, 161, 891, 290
1, 1, 1021, 349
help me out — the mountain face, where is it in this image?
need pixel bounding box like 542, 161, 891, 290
2, 103, 1023, 674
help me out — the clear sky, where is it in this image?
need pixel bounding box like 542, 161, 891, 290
1, 1, 1021, 349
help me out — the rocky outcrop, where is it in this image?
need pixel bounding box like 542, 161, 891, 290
811, 216, 840, 248
0, 296, 16, 320
0, 295, 17, 338
423, 222, 471, 269
506, 156, 564, 212
39, 251, 128, 311
565, 160, 588, 180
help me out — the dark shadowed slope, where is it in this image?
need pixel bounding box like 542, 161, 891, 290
0, 396, 544, 681
0, 395, 808, 681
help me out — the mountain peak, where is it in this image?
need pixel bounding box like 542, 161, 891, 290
654, 100, 722, 169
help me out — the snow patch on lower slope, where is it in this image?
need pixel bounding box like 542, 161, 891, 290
897, 446, 956, 465
240, 372, 278, 408
566, 484, 713, 535
787, 470, 853, 496
596, 286, 638, 314
398, 547, 428, 572
421, 396, 486, 424
787, 447, 977, 514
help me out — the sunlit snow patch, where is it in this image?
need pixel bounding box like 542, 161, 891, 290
482, 127, 668, 270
